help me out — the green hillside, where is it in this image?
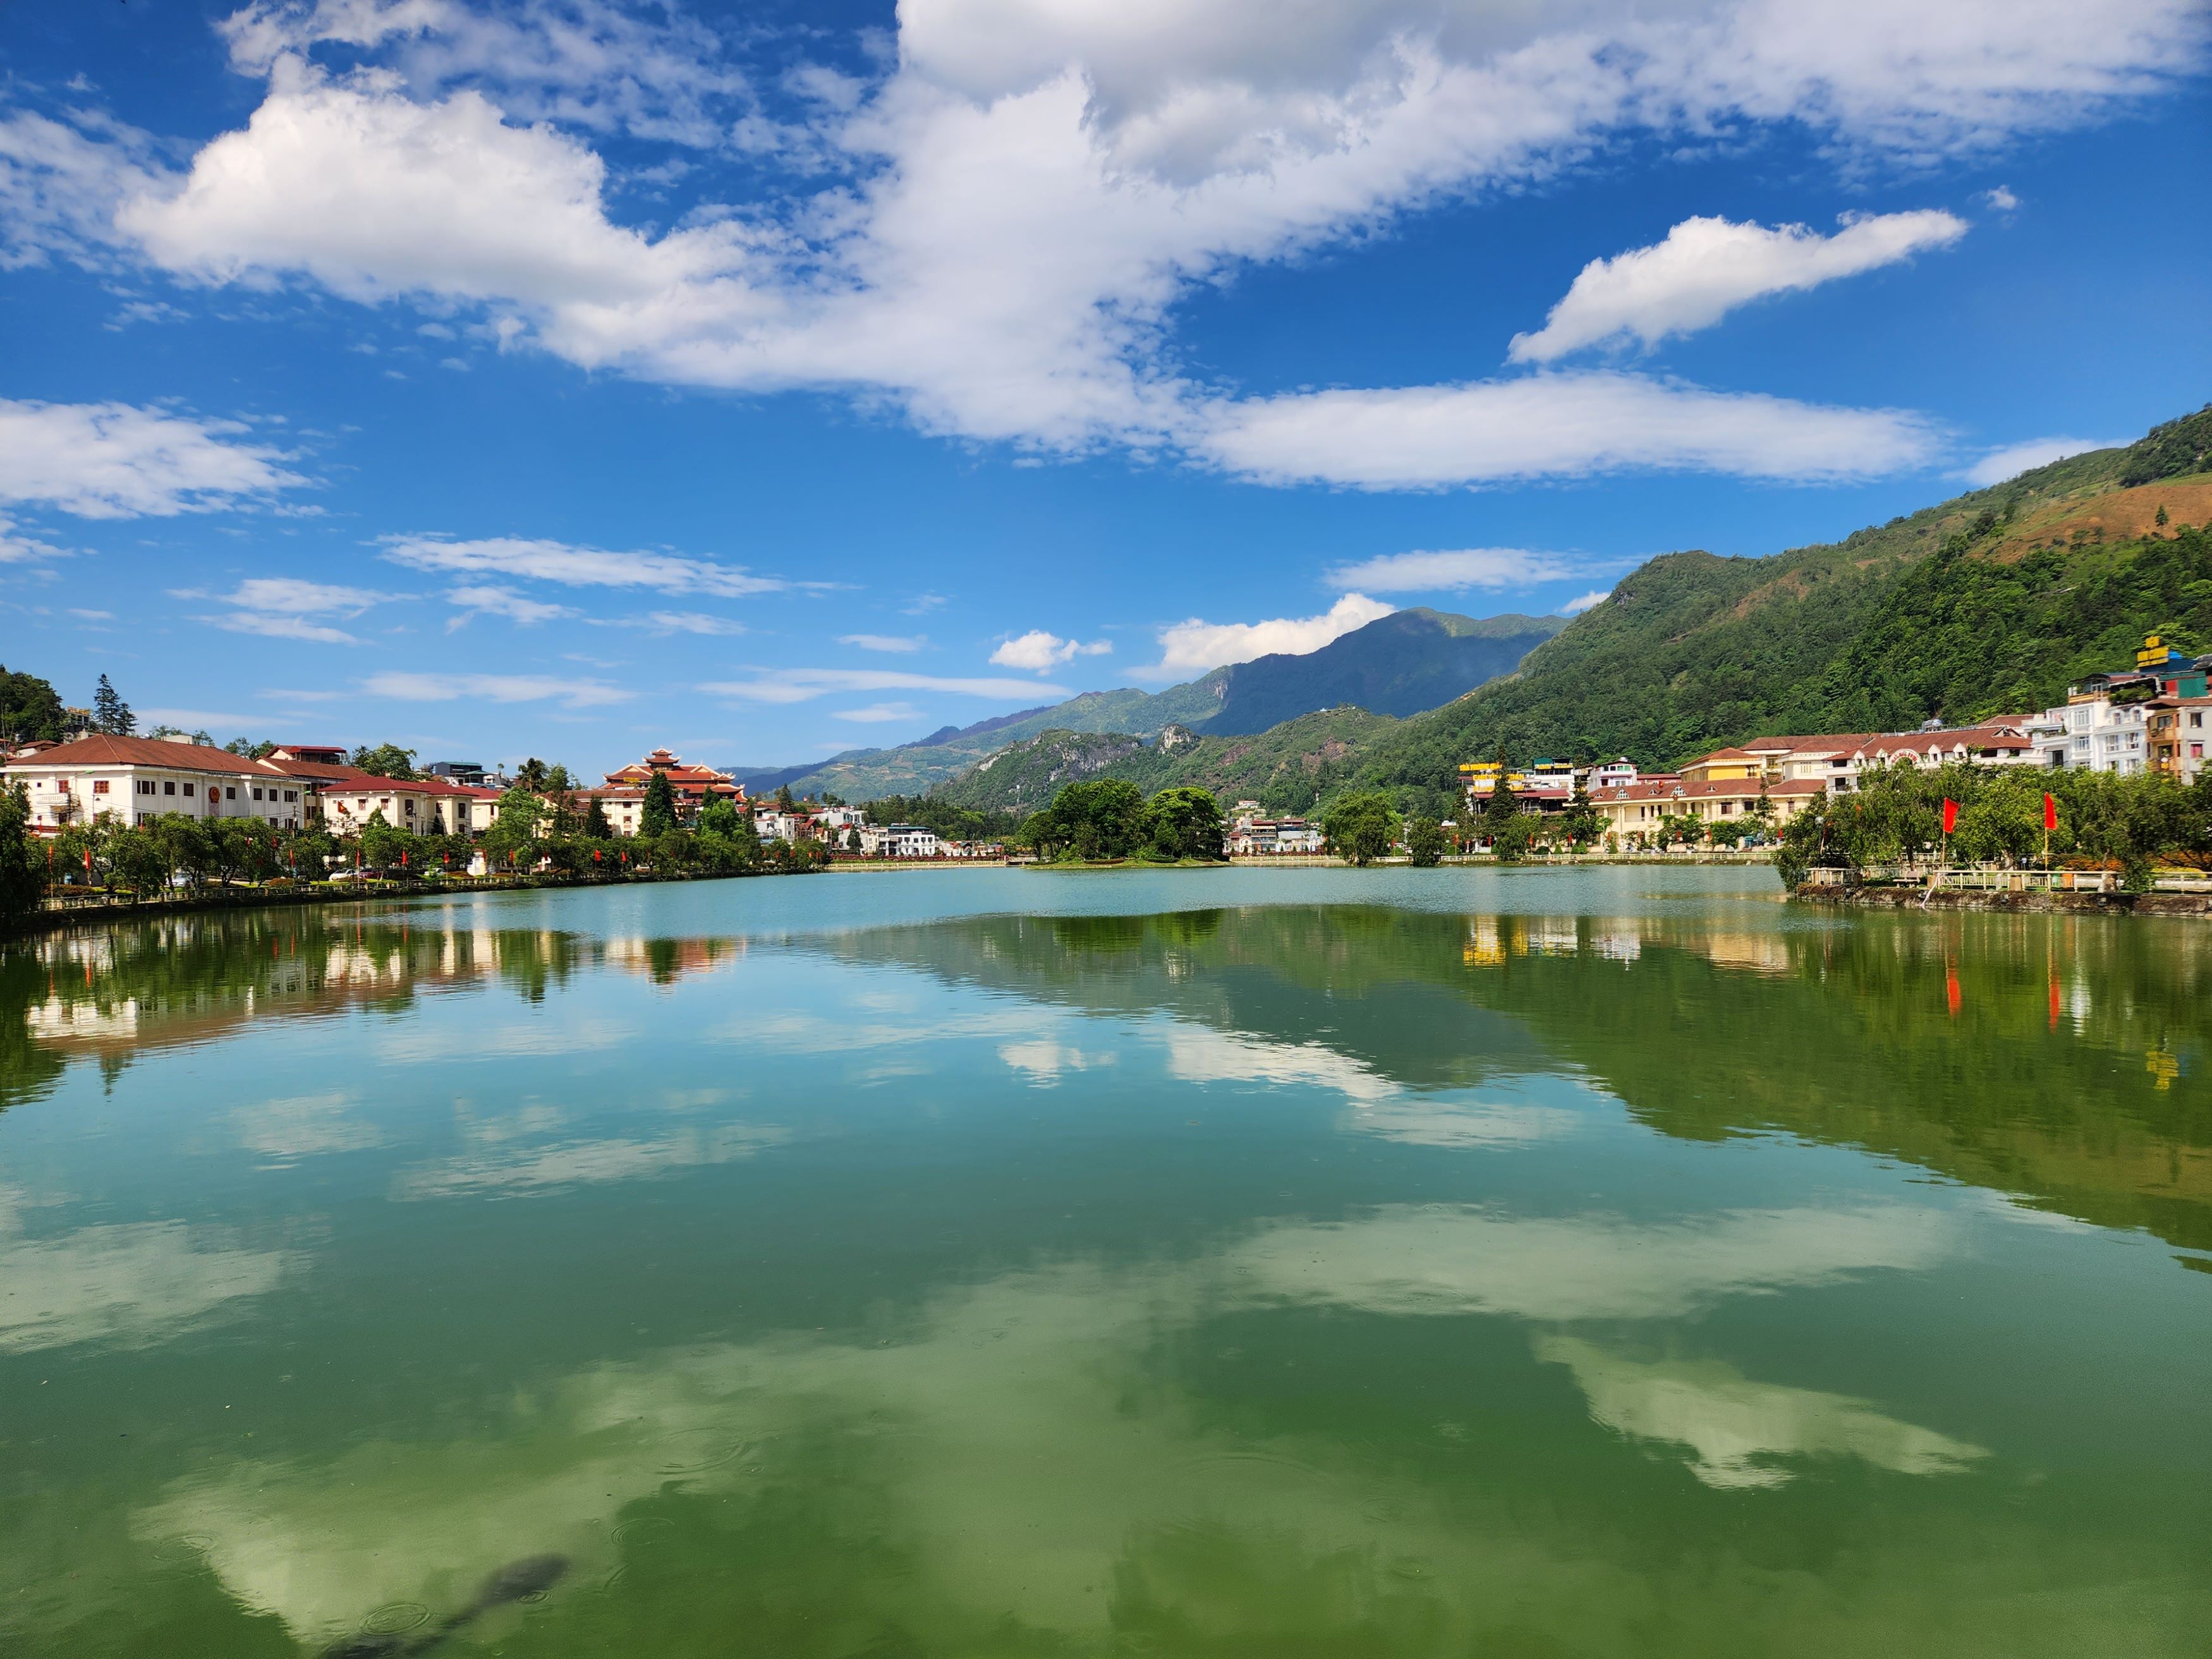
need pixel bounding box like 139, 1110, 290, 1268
1350, 407, 2212, 815
932, 706, 1400, 815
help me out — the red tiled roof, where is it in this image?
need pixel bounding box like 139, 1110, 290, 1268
4, 734, 272, 774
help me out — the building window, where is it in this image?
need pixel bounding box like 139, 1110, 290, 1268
92, 779, 109, 795
164, 780, 176, 795
226, 786, 236, 799
183, 783, 195, 798
284, 789, 297, 802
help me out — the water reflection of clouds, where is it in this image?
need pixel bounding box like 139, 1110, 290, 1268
391, 1098, 789, 1201
0, 1196, 293, 1355
1534, 1336, 1989, 1490
1162, 1026, 1399, 1105
999, 1039, 1115, 1084
230, 1091, 385, 1164
137, 1199, 1974, 1646
1227, 1204, 1954, 1322
1344, 1095, 1581, 1150
375, 1015, 636, 1064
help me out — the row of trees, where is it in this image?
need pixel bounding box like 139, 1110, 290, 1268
1777, 761, 2212, 890
1019, 781, 1226, 862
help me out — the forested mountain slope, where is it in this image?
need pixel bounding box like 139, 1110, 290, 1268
1349, 406, 2212, 814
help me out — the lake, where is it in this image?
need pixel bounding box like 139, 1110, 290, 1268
2, 866, 2206, 1657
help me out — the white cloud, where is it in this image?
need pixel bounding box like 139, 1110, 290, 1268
989, 629, 1112, 671
839, 633, 925, 652
834, 701, 921, 723
1562, 588, 1610, 614
1507, 211, 1969, 363
701, 669, 1069, 704
0, 399, 307, 518
1961, 434, 2129, 487
358, 670, 633, 707
1323, 547, 1570, 593
192, 575, 392, 645
629, 610, 745, 636
1981, 185, 2020, 211
1138, 593, 1392, 681
380, 533, 783, 597
0, 106, 170, 270
1196, 372, 1940, 489
85, 0, 2203, 488
444, 581, 576, 628
0, 514, 70, 565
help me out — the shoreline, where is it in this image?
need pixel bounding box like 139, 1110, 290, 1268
1792, 886, 2212, 916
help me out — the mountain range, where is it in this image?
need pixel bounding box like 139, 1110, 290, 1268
928, 405, 2212, 819
739, 605, 1563, 800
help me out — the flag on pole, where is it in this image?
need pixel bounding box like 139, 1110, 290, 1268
2044, 793, 2058, 832
1942, 798, 1959, 835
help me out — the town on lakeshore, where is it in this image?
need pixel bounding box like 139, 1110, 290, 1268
4, 628, 2208, 920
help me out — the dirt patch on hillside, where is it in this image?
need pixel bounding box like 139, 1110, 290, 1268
1991, 479, 2212, 562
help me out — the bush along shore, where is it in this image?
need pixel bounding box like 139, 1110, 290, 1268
1776, 759, 2212, 912
0, 789, 825, 937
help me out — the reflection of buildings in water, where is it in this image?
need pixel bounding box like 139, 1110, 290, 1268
600, 935, 741, 985
1684, 931, 1792, 976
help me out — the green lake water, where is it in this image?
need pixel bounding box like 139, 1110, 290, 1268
2, 866, 2206, 1656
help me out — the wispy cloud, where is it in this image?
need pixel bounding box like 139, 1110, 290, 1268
0, 398, 308, 518
185, 576, 393, 646
1960, 435, 2129, 487
700, 669, 1067, 705
629, 610, 746, 636
1137, 594, 1392, 681
382, 534, 787, 599
444, 583, 576, 629
834, 701, 921, 723
989, 630, 1110, 671
358, 671, 633, 708
1323, 548, 1571, 593
839, 633, 923, 653
1562, 588, 1611, 615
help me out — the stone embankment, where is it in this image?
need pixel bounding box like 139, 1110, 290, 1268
1793, 885, 2212, 916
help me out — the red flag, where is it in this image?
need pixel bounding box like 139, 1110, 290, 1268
1941, 798, 1959, 834
2043, 793, 2058, 832
83, 848, 91, 873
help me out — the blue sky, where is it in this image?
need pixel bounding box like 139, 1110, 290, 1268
3, 0, 2206, 776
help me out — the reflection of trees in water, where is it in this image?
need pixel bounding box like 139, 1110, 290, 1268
0, 909, 738, 1110
823, 905, 2212, 1253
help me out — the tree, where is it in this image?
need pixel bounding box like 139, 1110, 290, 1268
360, 810, 410, 873
92, 673, 133, 737
483, 788, 545, 868
513, 758, 550, 793
641, 770, 679, 835
1405, 815, 1447, 866
1492, 813, 1537, 864
1, 666, 66, 743
1035, 779, 1146, 860
223, 738, 277, 760
0, 784, 46, 926
1481, 749, 1519, 840
1560, 783, 1603, 849
775, 783, 796, 811
1142, 786, 1225, 861
1323, 791, 1400, 866
350, 744, 420, 781
582, 796, 614, 839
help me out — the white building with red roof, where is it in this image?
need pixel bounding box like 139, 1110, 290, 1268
3, 735, 311, 834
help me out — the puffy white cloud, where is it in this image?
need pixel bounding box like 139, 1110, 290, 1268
1562, 588, 1611, 614
1507, 210, 1969, 362
0, 399, 307, 518
66, 0, 2212, 485
839, 633, 925, 652
1138, 593, 1393, 680
1197, 372, 1940, 489
381, 533, 782, 597
1960, 434, 2129, 487
357, 669, 633, 706
443, 582, 576, 628
989, 629, 1112, 671
1323, 547, 1571, 593
1981, 184, 2020, 211
702, 669, 1069, 704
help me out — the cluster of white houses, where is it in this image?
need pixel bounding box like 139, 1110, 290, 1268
0, 737, 1006, 858
1464, 635, 2212, 843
